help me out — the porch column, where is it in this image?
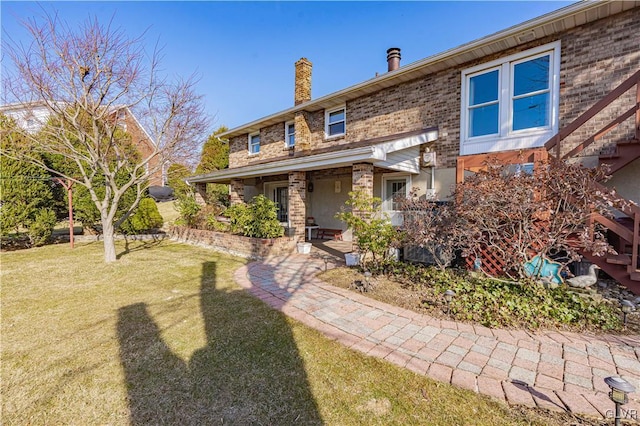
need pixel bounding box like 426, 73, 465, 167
352, 162, 374, 220
229, 179, 245, 205
288, 171, 306, 243
352, 162, 374, 197
194, 182, 207, 206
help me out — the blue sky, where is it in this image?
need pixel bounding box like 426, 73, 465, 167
2, 1, 572, 132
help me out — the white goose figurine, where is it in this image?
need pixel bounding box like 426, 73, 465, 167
566, 264, 600, 288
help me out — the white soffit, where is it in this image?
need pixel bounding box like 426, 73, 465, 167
188, 129, 438, 183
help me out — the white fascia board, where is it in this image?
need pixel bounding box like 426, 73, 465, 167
188, 128, 439, 184
372, 129, 439, 160
188, 146, 376, 183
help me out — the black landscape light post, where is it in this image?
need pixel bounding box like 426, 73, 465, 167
604, 376, 636, 426
621, 300, 634, 325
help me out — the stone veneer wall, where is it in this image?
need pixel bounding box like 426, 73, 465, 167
227, 8, 639, 169
168, 226, 297, 259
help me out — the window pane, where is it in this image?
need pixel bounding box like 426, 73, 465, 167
250, 134, 260, 153
286, 123, 295, 146
329, 121, 345, 136
469, 103, 499, 137
329, 109, 345, 124
469, 70, 499, 105
513, 93, 549, 130
514, 56, 549, 96
386, 179, 406, 211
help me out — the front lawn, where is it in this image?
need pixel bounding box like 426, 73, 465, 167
2, 241, 582, 425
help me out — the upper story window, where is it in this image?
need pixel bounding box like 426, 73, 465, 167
248, 132, 260, 155
460, 41, 560, 155
285, 121, 295, 147
325, 106, 346, 138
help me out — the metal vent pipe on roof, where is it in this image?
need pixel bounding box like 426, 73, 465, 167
387, 47, 401, 72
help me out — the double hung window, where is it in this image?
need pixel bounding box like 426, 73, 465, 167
285, 122, 295, 147
461, 42, 560, 155
249, 132, 260, 154
325, 106, 346, 138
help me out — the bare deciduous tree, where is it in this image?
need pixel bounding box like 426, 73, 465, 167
1, 11, 208, 262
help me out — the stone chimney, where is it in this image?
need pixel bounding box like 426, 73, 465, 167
386, 48, 401, 72
294, 58, 312, 105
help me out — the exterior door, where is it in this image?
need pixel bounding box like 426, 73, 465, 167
274, 186, 289, 223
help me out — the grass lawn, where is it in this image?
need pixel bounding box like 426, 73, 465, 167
2, 241, 574, 425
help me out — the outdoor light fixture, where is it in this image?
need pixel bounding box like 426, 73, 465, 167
322, 255, 331, 272
621, 300, 635, 325
604, 376, 636, 426
444, 289, 456, 315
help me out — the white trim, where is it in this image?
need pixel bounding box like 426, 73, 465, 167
460, 41, 560, 156
188, 128, 438, 184
325, 105, 346, 138
248, 131, 260, 155
284, 121, 295, 148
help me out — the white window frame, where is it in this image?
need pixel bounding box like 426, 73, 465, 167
460, 41, 561, 156
285, 121, 295, 148
324, 105, 346, 138
248, 131, 260, 155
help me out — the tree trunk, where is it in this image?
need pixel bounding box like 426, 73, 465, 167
101, 213, 117, 263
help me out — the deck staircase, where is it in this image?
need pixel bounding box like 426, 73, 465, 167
544, 69, 640, 294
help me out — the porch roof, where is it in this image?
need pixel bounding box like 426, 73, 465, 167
187, 128, 438, 184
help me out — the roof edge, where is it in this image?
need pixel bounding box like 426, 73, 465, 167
221, 0, 629, 139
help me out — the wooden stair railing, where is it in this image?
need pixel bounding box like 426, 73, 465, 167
543, 69, 640, 293
544, 68, 640, 159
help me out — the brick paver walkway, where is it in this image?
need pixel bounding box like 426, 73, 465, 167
234, 254, 640, 421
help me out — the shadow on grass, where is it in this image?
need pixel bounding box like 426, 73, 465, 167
117, 261, 322, 425
116, 237, 164, 260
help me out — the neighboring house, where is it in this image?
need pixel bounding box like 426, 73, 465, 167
188, 1, 640, 290
0, 102, 165, 186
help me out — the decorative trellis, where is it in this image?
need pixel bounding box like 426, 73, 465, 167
465, 247, 507, 277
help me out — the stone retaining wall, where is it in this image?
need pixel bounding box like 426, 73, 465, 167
167, 226, 296, 259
